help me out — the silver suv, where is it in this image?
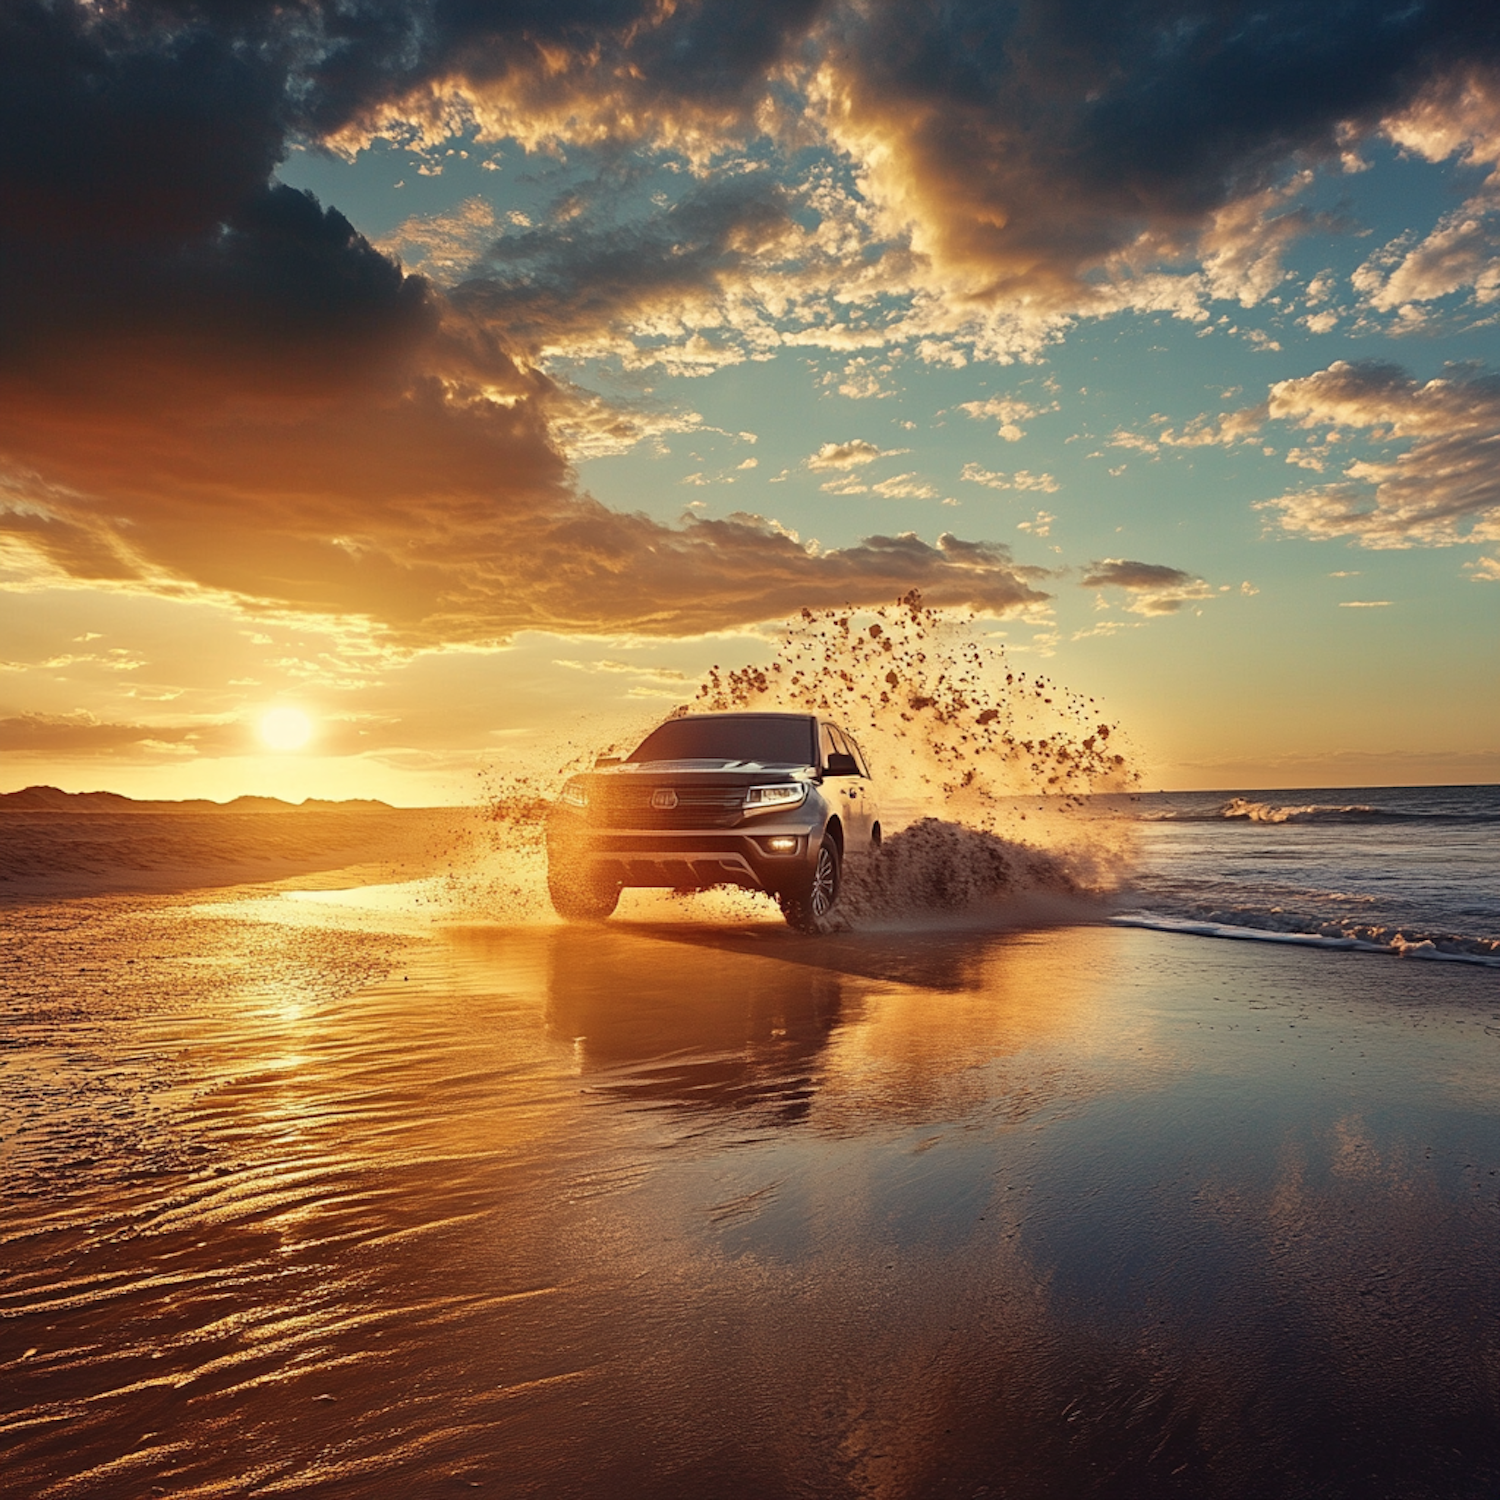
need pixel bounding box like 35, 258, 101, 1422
546, 711, 881, 930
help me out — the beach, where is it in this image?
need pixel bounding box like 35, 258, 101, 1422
0, 802, 474, 904
4, 851, 1499, 1498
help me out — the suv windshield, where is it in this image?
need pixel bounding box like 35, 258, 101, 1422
627, 715, 815, 766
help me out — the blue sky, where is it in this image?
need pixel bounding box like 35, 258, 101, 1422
1, 1, 1497, 797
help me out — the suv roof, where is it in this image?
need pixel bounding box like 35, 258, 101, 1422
669, 711, 816, 721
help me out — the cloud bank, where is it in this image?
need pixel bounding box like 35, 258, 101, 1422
3, 1, 1499, 644
1262, 361, 1500, 547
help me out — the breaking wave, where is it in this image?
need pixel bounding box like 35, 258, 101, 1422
1141, 798, 1500, 826
1221, 798, 1389, 824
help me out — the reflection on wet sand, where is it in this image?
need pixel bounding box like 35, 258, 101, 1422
538, 923, 847, 1124
3, 896, 1499, 1498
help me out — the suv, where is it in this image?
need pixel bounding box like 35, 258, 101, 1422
546, 711, 881, 930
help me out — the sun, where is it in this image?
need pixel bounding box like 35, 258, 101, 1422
259, 706, 314, 752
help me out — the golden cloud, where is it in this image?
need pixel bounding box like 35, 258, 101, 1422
1261, 361, 1500, 547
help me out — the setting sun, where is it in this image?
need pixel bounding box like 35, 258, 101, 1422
259, 707, 314, 752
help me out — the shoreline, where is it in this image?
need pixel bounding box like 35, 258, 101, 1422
1111, 911, 1500, 967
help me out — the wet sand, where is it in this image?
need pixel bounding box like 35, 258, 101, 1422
3, 879, 1499, 1498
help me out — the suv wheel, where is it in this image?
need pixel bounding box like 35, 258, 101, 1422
548, 866, 621, 922
779, 838, 841, 932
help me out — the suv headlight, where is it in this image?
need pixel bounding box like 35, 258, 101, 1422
559, 780, 589, 809
744, 782, 806, 812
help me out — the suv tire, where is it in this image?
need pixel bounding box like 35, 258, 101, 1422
548, 868, 621, 922
778, 837, 841, 932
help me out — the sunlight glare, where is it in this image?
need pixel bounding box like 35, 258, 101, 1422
260, 706, 314, 752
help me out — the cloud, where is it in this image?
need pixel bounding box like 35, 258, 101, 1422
1156, 404, 1269, 448
1260, 360, 1500, 547
0, 712, 242, 756
1357, 70, 1500, 312
1357, 203, 1500, 312
0, 4, 1060, 646
0, 713, 171, 753
1080, 558, 1215, 614
871, 473, 940, 500
1081, 560, 1193, 592
957, 397, 1055, 442
1200, 177, 1316, 307
378, 198, 499, 279
808, 440, 899, 470
553, 659, 690, 682
324, 1, 1500, 361
805, 3, 1500, 331
960, 464, 1060, 493
1464, 555, 1500, 581
452, 169, 823, 370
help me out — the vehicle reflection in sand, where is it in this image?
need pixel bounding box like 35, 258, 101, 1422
533, 919, 1134, 1125
540, 923, 847, 1124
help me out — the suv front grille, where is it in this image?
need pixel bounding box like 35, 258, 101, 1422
593, 782, 746, 830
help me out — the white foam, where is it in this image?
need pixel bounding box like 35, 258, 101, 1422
1111, 912, 1500, 966
1218, 798, 1385, 824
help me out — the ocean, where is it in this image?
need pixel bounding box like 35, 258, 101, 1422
1109, 783, 1500, 967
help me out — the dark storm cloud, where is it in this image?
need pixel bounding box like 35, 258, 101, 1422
0, 1, 436, 387
2, 1, 1497, 641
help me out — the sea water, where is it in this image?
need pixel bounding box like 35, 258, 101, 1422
1109, 783, 1500, 966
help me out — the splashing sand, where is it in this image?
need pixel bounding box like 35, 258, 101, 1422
689, 594, 1136, 831
468, 595, 1139, 927
838, 817, 1115, 928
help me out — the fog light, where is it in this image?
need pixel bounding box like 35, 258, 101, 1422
767, 836, 797, 852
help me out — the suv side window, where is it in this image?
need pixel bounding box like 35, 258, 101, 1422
842, 732, 870, 778
824, 724, 866, 776
818, 722, 839, 770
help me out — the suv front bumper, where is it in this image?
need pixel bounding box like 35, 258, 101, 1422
547, 820, 821, 894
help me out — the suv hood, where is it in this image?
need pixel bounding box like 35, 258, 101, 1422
595, 760, 814, 778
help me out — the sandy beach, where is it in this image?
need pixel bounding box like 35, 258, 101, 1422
0, 804, 474, 904
3, 854, 1498, 1498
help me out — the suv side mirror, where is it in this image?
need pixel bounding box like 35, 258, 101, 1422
824, 751, 859, 777
594, 755, 622, 768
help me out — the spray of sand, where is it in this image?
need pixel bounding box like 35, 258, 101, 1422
460, 594, 1139, 928
685, 595, 1138, 924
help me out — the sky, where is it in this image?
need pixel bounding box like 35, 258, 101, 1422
1, 0, 1498, 803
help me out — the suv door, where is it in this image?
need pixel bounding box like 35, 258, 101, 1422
821, 722, 872, 850
844, 731, 880, 847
